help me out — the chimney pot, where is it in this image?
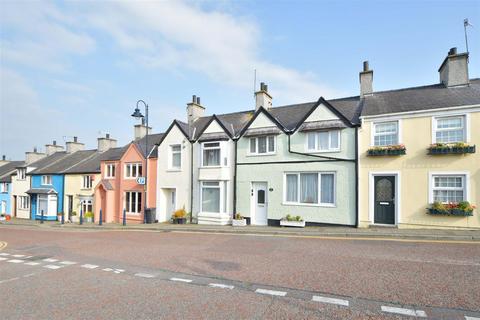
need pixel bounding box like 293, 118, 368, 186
106, 133, 110, 139
73, 136, 78, 143
197, 97, 201, 105
53, 140, 57, 146
255, 82, 273, 111
192, 95, 197, 103
187, 95, 205, 126
363, 61, 369, 72
449, 47, 457, 55
2, 155, 5, 161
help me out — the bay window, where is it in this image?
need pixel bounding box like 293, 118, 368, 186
307, 130, 340, 152
434, 115, 466, 143
249, 136, 275, 154
125, 191, 142, 214
431, 174, 466, 203
373, 121, 398, 146
202, 142, 221, 167
200, 181, 227, 213
284, 172, 335, 206
125, 163, 142, 179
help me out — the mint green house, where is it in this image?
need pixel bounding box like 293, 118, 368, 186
236, 85, 361, 226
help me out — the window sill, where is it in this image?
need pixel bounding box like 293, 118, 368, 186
104, 177, 115, 179
305, 149, 341, 154
166, 169, 182, 172
246, 153, 276, 157
80, 188, 92, 191
282, 202, 336, 208
200, 166, 225, 169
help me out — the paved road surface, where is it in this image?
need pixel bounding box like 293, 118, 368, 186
0, 226, 479, 319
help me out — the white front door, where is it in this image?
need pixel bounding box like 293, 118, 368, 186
252, 182, 268, 225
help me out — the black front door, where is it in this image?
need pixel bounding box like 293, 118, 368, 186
374, 176, 395, 224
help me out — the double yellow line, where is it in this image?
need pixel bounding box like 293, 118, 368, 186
0, 241, 7, 251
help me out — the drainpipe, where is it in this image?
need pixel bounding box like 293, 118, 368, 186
233, 139, 237, 216
355, 126, 359, 228
189, 141, 194, 223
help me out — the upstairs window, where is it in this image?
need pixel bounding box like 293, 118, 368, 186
42, 175, 52, 185
17, 168, 26, 180
105, 164, 115, 178
434, 116, 465, 143
249, 136, 275, 155
82, 175, 93, 189
125, 163, 142, 179
170, 144, 182, 169
373, 121, 398, 146
307, 131, 340, 152
202, 142, 221, 167
0, 183, 7, 193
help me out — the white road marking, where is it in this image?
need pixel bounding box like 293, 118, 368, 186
7, 259, 24, 263
0, 257, 8, 261
24, 262, 40, 266
255, 288, 287, 297
381, 306, 427, 317
465, 316, 480, 320
0, 253, 10, 256
0, 277, 20, 284
43, 265, 63, 270
102, 268, 113, 272
43, 258, 58, 262
135, 273, 155, 278
12, 254, 25, 258
81, 264, 99, 269
170, 277, 192, 283
59, 261, 77, 265
208, 283, 234, 289
23, 273, 36, 278
312, 295, 349, 306
115, 269, 125, 272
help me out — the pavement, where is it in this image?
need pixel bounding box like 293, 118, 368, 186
0, 226, 479, 319
3, 217, 480, 242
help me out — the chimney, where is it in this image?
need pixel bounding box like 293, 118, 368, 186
438, 47, 469, 87
97, 133, 118, 152
134, 119, 152, 140
25, 147, 46, 165
187, 95, 205, 127
66, 136, 85, 153
0, 155, 7, 166
255, 82, 273, 111
45, 140, 64, 156
359, 61, 373, 97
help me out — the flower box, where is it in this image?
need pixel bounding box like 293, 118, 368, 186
232, 218, 247, 227
172, 218, 187, 224
427, 201, 475, 217
428, 144, 476, 155
367, 145, 406, 156
280, 220, 306, 228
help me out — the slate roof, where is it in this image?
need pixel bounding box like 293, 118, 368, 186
361, 78, 480, 117
20, 152, 69, 170
134, 133, 164, 158
0, 161, 24, 183
63, 151, 104, 174
98, 146, 129, 161
30, 150, 97, 175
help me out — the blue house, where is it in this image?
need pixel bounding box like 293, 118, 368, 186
27, 149, 95, 220
0, 161, 24, 216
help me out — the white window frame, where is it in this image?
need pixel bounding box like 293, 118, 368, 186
105, 163, 116, 179
200, 181, 227, 214
80, 199, 93, 214
169, 144, 182, 170
248, 136, 276, 155
125, 191, 142, 214
0, 182, 7, 193
371, 120, 401, 146
432, 114, 468, 144
124, 163, 142, 179
428, 172, 470, 203
201, 142, 222, 167
82, 175, 93, 189
17, 168, 26, 180
18, 196, 30, 210
282, 172, 336, 207
42, 175, 52, 185
306, 130, 341, 152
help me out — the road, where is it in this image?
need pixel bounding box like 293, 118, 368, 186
0, 226, 479, 319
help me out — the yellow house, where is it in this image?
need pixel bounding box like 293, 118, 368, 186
358, 48, 480, 229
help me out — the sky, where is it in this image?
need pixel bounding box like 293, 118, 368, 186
1, 0, 479, 159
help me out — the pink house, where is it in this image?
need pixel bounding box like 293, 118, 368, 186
94, 127, 163, 224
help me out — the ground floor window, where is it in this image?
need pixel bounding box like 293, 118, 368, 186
0, 200, 6, 214
125, 191, 142, 214
284, 172, 335, 206
18, 196, 30, 210
37, 195, 48, 215
431, 174, 466, 203
80, 199, 93, 214
200, 181, 227, 213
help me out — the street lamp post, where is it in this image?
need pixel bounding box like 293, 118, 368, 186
131, 100, 149, 224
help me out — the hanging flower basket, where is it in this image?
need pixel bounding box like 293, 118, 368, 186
367, 144, 406, 156
428, 143, 476, 155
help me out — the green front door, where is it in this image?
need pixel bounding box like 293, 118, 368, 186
374, 176, 395, 225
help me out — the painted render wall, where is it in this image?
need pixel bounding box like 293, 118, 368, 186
0, 183, 11, 215
30, 174, 64, 220
358, 110, 480, 229
236, 128, 357, 225
156, 125, 191, 222
11, 173, 31, 219
64, 173, 100, 220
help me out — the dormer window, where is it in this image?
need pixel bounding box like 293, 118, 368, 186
307, 130, 340, 152
202, 142, 221, 167
249, 136, 275, 155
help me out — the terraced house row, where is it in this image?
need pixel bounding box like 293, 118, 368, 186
1, 47, 478, 230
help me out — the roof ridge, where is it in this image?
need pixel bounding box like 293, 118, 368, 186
366, 78, 480, 96
61, 150, 99, 173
